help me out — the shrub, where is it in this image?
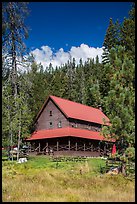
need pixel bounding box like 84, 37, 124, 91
125, 147, 135, 162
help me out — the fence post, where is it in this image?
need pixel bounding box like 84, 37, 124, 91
121, 161, 126, 176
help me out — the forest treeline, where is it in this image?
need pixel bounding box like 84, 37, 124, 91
2, 3, 135, 153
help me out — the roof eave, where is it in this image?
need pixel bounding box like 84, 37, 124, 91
34, 95, 50, 123
68, 117, 111, 126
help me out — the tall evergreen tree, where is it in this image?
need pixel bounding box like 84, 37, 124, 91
120, 3, 135, 61
101, 46, 135, 150
2, 2, 29, 96
2, 2, 30, 159
103, 18, 119, 51
75, 59, 87, 104
102, 18, 121, 65
66, 58, 77, 101
26, 59, 49, 121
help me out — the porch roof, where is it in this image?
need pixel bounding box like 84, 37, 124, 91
26, 127, 115, 142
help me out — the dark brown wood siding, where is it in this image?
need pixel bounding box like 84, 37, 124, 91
35, 99, 101, 132
69, 118, 101, 132
35, 99, 69, 130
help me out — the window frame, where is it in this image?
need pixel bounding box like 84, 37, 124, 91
49, 111, 52, 116
58, 121, 62, 128
49, 121, 53, 128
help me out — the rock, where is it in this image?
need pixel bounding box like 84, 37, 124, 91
18, 157, 27, 163
107, 167, 120, 175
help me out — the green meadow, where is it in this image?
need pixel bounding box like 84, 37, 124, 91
2, 156, 135, 202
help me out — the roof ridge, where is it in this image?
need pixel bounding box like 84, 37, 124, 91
50, 95, 100, 111
35, 95, 110, 126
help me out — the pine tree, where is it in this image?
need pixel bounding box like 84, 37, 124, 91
120, 3, 135, 61
103, 18, 118, 51
102, 18, 121, 65
66, 58, 77, 101
26, 59, 49, 121
58, 64, 71, 99
2, 2, 29, 96
101, 46, 135, 150
2, 2, 30, 159
2, 81, 14, 148
75, 59, 87, 104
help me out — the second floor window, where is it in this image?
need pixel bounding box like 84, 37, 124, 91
49, 122, 53, 128
50, 111, 52, 116
58, 121, 62, 128
72, 122, 77, 128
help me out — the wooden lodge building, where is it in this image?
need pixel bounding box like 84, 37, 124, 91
26, 95, 115, 157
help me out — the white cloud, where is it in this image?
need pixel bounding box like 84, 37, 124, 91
30, 43, 103, 69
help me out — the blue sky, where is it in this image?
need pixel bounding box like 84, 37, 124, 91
25, 2, 133, 68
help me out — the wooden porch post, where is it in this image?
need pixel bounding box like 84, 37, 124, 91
39, 142, 40, 152
99, 141, 100, 153
68, 139, 70, 151
29, 143, 31, 152
91, 144, 93, 151
45, 142, 49, 155
104, 142, 106, 155
57, 141, 59, 151
75, 142, 77, 151
46, 142, 48, 153
84, 143, 85, 151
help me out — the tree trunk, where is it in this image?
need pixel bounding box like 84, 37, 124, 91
10, 122, 13, 162
11, 47, 18, 98
8, 95, 13, 161
17, 110, 21, 161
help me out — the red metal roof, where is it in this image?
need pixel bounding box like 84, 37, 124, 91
26, 127, 115, 142
36, 95, 111, 126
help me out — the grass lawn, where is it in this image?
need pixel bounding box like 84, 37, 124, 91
2, 155, 135, 202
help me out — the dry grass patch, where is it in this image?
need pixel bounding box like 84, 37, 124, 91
2, 157, 135, 202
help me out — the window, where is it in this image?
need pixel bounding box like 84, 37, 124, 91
72, 122, 77, 128
58, 121, 62, 128
88, 124, 91, 130
49, 111, 52, 116
49, 122, 53, 128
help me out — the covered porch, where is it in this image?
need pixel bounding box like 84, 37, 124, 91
26, 127, 115, 157
27, 136, 114, 157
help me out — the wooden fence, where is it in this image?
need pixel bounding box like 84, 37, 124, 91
51, 156, 87, 162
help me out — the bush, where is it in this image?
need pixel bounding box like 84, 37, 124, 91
2, 149, 8, 157
125, 147, 135, 162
